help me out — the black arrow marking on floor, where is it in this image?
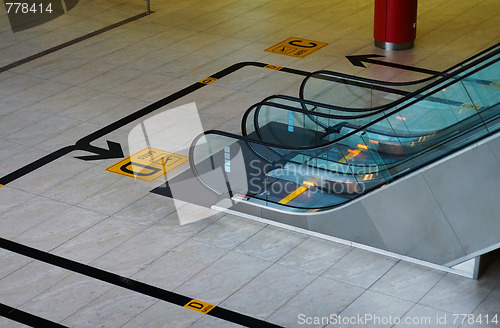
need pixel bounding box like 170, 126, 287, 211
0, 303, 69, 328
347, 54, 497, 87
0, 238, 284, 328
74, 140, 124, 161
347, 54, 440, 75
0, 62, 309, 187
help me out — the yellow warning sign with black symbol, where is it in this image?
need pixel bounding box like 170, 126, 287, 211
184, 299, 216, 314
199, 77, 218, 85
265, 37, 328, 58
264, 64, 284, 71
106, 147, 188, 182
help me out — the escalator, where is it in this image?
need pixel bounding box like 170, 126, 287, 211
188, 43, 500, 267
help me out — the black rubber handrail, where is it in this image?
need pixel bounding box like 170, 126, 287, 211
298, 42, 500, 109
239, 44, 499, 146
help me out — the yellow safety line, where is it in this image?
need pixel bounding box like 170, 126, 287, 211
0, 184, 3, 188
278, 148, 364, 205
338, 149, 361, 163
278, 185, 308, 205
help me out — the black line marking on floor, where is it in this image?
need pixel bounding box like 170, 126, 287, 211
0, 145, 77, 186
0, 303, 69, 328
0, 238, 284, 328
0, 62, 309, 186
277, 65, 310, 77
0, 11, 151, 74
346, 54, 440, 75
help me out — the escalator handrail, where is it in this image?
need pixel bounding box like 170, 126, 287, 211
241, 45, 500, 143
299, 42, 500, 106
260, 92, 409, 113
244, 85, 481, 144
240, 43, 500, 136
240, 100, 391, 138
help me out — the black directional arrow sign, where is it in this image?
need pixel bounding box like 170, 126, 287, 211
75, 140, 124, 161
347, 54, 440, 75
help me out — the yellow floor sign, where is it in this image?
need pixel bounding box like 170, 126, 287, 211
106, 147, 188, 182
265, 37, 328, 58
198, 76, 218, 85
183, 299, 215, 314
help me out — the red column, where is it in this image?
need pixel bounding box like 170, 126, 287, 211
374, 0, 418, 50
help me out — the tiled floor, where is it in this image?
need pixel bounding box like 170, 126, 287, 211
1, 0, 499, 327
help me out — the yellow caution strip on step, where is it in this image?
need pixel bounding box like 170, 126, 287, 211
278, 185, 308, 205
338, 149, 361, 163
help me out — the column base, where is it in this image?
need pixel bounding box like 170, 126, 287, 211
374, 39, 414, 51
